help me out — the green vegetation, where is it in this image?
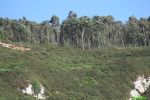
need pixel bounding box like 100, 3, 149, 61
0, 12, 150, 99
132, 96, 148, 100
1, 12, 150, 50
0, 44, 150, 100
32, 79, 41, 95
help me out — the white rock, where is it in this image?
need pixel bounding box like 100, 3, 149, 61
134, 79, 145, 94
22, 84, 46, 99
145, 77, 150, 90
133, 75, 150, 94
130, 89, 140, 97
40, 85, 44, 94
34, 85, 46, 99
129, 75, 150, 100
36, 93, 46, 99
129, 98, 132, 100
22, 84, 34, 95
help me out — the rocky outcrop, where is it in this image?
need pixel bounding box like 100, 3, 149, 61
129, 75, 150, 100
0, 41, 31, 51
22, 84, 46, 99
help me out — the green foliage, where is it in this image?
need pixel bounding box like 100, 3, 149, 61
1, 14, 150, 49
50, 15, 60, 27
32, 79, 41, 95
0, 27, 7, 40
132, 96, 148, 100
60, 14, 150, 49
0, 17, 57, 44
0, 13, 150, 100
0, 44, 150, 99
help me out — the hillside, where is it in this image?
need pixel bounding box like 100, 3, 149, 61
0, 43, 150, 100
0, 14, 150, 100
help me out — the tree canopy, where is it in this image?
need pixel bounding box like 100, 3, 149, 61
0, 12, 150, 50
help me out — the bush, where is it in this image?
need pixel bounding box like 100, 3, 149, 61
32, 79, 41, 95
132, 96, 148, 100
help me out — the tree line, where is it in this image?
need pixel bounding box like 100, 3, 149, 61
0, 11, 150, 50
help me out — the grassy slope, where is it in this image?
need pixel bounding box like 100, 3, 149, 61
0, 44, 150, 100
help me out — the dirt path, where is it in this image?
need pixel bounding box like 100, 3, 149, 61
0, 41, 31, 51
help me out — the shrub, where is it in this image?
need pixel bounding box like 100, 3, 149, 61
32, 79, 41, 95
132, 96, 148, 100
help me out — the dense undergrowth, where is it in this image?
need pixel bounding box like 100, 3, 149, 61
0, 44, 150, 100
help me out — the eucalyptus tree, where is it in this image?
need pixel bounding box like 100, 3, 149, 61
60, 11, 78, 46
139, 18, 150, 46
60, 18, 78, 46
96, 15, 116, 47
50, 15, 60, 27
50, 15, 60, 43
77, 16, 92, 50
10, 22, 30, 42
115, 21, 124, 47
0, 27, 7, 40
61, 15, 93, 50
93, 16, 106, 48
67, 11, 77, 19
124, 16, 140, 46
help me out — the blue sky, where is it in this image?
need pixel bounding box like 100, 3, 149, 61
0, 0, 150, 22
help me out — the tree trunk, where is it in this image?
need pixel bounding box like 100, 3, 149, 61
81, 27, 85, 51
88, 38, 90, 49
97, 32, 101, 48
